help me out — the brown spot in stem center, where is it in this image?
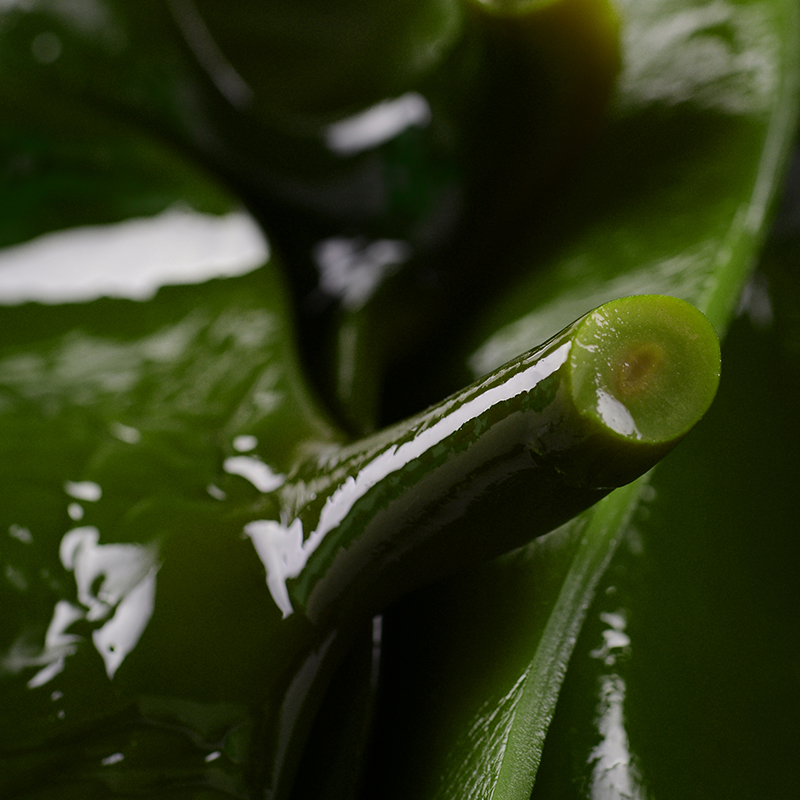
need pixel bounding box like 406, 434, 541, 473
616, 342, 665, 398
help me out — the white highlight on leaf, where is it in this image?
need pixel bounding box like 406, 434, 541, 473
589, 674, 646, 799
223, 456, 285, 493
324, 92, 431, 156
64, 481, 102, 502
313, 237, 412, 311
245, 518, 306, 618
15, 526, 161, 684
232, 435, 258, 452
110, 422, 142, 444
0, 208, 268, 304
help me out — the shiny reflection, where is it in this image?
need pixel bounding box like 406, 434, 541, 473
8, 524, 32, 544
246, 519, 304, 618
26, 600, 83, 688
588, 610, 644, 799
232, 434, 258, 453
223, 456, 285, 492
207, 484, 227, 501
269, 629, 338, 787
737, 271, 774, 328
247, 343, 571, 617
590, 611, 632, 668
0, 321, 201, 403
318, 342, 569, 535
596, 391, 640, 439
35, 0, 122, 43
324, 92, 432, 156
589, 675, 646, 800
20, 526, 160, 685
92, 568, 157, 679
1, 306, 277, 413
313, 236, 412, 311
0, 208, 268, 304
168, 0, 254, 108
64, 480, 102, 502
468, 243, 715, 378
617, 0, 777, 113
3, 563, 27, 592
109, 422, 142, 444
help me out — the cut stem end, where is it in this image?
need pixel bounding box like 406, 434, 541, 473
566, 294, 721, 485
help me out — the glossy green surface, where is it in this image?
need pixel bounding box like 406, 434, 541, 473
565, 295, 720, 486
0, 280, 709, 798
530, 251, 800, 798
283, 295, 720, 623
353, 1, 800, 799
1, 0, 798, 799
0, 268, 329, 797
183, 0, 465, 117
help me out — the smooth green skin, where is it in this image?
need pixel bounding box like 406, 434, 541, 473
317, 0, 622, 429
0, 277, 715, 798
0, 1, 798, 800
181, 0, 465, 118
0, 0, 621, 434
280, 294, 719, 628
0, 269, 330, 798
530, 242, 800, 798
355, 2, 800, 799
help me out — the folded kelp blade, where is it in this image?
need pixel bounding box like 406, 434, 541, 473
0, 294, 718, 799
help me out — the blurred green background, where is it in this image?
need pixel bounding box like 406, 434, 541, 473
1, 1, 799, 798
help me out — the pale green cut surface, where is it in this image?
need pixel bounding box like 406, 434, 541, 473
569, 295, 721, 444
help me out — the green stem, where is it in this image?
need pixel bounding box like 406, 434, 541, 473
257, 295, 719, 630
3, 295, 718, 800
239, 294, 719, 797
